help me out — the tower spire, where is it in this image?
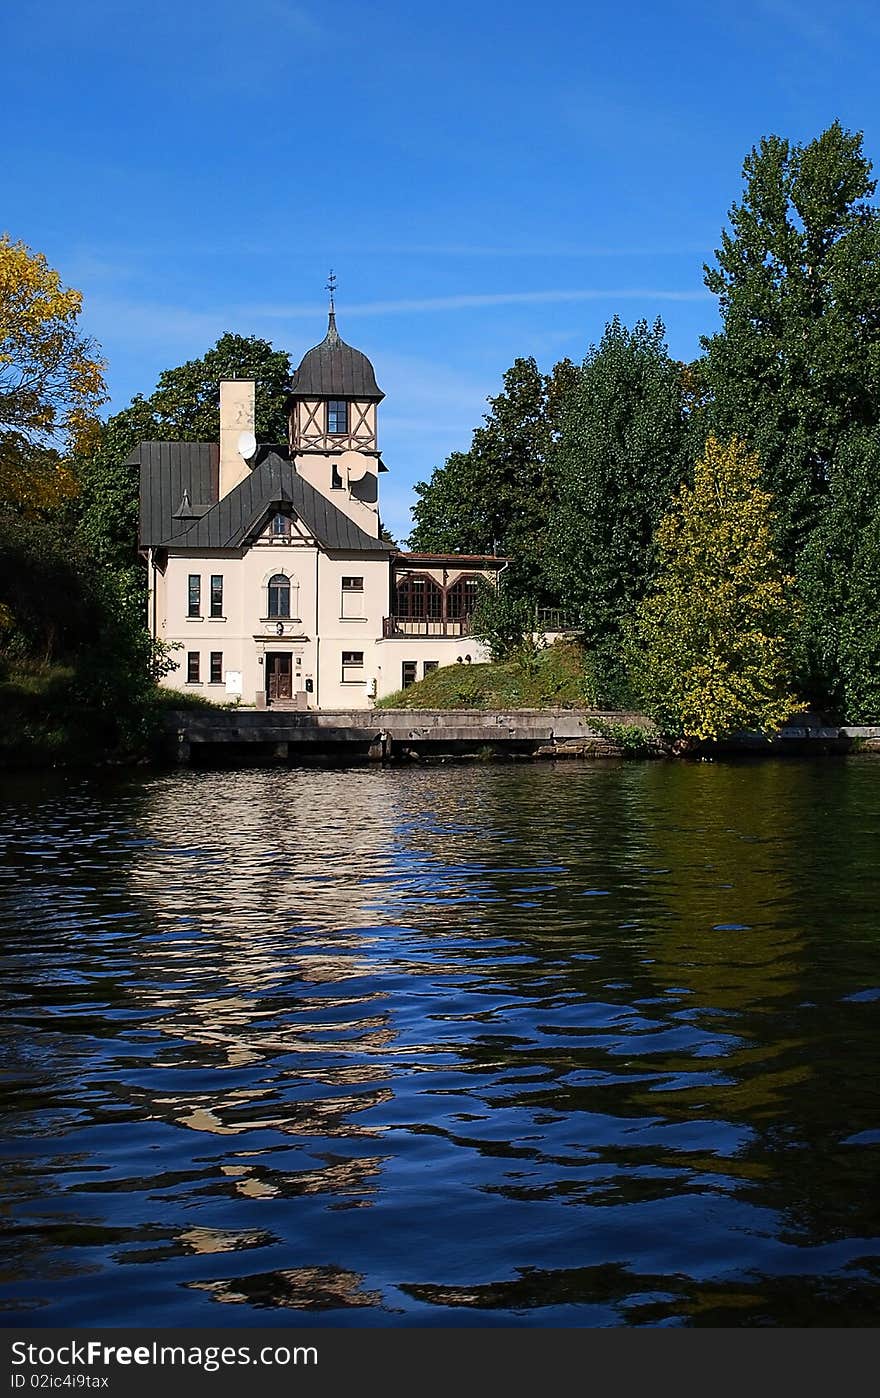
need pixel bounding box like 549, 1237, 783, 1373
325, 269, 338, 341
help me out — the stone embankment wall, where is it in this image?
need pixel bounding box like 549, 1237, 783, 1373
162, 708, 880, 764
164, 708, 651, 762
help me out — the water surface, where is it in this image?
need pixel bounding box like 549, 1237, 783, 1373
1, 760, 879, 1326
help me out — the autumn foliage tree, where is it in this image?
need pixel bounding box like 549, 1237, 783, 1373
628, 437, 799, 740
0, 234, 106, 511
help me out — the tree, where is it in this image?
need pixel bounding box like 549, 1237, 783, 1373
836, 500, 880, 722
408, 356, 577, 601
549, 317, 689, 700
149, 332, 291, 443
470, 580, 537, 661
701, 122, 880, 563
77, 334, 291, 573
628, 437, 799, 741
0, 234, 106, 511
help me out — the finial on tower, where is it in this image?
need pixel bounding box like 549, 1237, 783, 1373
325, 269, 339, 341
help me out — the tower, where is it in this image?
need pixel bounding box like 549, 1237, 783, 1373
286, 277, 385, 536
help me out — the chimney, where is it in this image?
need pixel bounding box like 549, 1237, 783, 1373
219, 379, 256, 498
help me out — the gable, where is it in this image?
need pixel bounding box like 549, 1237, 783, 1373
137, 444, 393, 555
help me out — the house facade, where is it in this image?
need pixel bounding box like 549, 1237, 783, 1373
135, 311, 505, 708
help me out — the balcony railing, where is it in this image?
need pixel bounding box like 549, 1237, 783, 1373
537, 608, 581, 632
383, 615, 473, 638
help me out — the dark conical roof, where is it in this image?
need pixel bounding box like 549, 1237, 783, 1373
288, 312, 384, 401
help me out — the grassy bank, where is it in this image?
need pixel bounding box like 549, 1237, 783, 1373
375, 641, 596, 710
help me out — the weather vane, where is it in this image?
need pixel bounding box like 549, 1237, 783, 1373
326, 269, 337, 313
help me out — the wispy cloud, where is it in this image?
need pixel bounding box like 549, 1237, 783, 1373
249, 287, 711, 319
350, 243, 709, 258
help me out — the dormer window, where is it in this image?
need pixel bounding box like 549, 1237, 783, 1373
271, 512, 291, 537
327, 400, 348, 434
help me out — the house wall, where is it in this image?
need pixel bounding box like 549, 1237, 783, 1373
157, 537, 398, 709
373, 637, 490, 699
293, 452, 380, 537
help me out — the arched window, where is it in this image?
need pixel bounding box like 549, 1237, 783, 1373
394, 574, 442, 619
268, 574, 291, 618
446, 576, 480, 620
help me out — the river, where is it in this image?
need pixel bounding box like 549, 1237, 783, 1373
1, 759, 879, 1326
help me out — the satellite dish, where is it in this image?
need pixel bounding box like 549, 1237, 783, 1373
343, 451, 369, 483
238, 430, 257, 462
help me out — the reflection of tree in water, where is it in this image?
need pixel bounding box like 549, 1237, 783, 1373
378, 761, 880, 1312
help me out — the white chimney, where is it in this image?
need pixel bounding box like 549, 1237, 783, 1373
219, 379, 256, 499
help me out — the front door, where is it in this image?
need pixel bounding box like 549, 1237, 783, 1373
266, 653, 293, 703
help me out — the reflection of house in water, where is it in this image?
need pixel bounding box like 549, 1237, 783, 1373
123, 769, 402, 1195
189, 1264, 384, 1311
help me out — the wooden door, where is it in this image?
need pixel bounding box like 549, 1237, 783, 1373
267, 653, 293, 702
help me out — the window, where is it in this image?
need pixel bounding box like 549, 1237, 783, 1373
342, 650, 364, 683
268, 574, 291, 618
327, 400, 348, 434
446, 576, 480, 620
210, 575, 223, 617
394, 574, 442, 620
271, 512, 291, 537
209, 652, 223, 685
331, 463, 343, 490
423, 660, 439, 678
187, 651, 200, 683
187, 574, 201, 617
341, 575, 364, 620
402, 661, 417, 689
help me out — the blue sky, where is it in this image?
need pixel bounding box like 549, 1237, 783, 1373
5, 0, 880, 539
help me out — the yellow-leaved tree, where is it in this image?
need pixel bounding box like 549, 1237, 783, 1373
0, 234, 106, 511
628, 436, 799, 740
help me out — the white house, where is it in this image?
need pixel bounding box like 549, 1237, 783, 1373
135, 309, 505, 708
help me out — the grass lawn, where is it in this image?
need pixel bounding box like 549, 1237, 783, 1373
375, 641, 595, 711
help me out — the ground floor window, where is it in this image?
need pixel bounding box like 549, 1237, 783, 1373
209, 652, 223, 684
402, 660, 417, 689
423, 660, 439, 678
187, 651, 200, 683
342, 650, 364, 683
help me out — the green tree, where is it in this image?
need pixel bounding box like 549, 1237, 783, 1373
836, 497, 880, 722
77, 334, 291, 573
470, 580, 537, 661
408, 356, 577, 601
150, 332, 291, 443
628, 437, 799, 741
701, 122, 880, 562
549, 317, 689, 701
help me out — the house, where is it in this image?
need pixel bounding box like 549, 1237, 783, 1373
135, 308, 506, 708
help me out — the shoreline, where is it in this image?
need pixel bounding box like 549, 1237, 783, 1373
2, 707, 878, 773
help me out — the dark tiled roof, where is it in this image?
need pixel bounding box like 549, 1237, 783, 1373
137, 441, 219, 549
137, 444, 392, 554
288, 313, 384, 401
